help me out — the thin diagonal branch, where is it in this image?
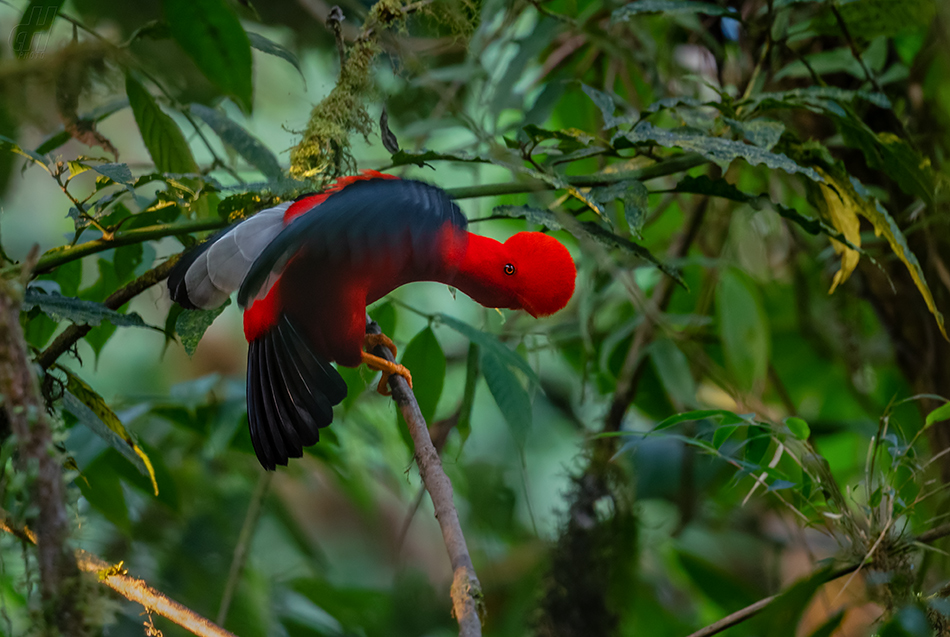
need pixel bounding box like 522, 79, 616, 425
36, 255, 182, 370
367, 322, 483, 637
684, 522, 950, 637
0, 518, 237, 637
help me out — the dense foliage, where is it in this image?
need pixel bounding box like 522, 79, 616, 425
0, 0, 949, 635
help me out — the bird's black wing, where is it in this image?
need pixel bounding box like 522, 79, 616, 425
237, 178, 468, 307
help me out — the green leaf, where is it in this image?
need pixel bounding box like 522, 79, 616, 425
724, 117, 785, 151
619, 122, 822, 181
189, 103, 283, 181
247, 32, 306, 86
456, 343, 480, 446
580, 84, 633, 129
176, 299, 230, 356
126, 75, 199, 174
611, 0, 733, 21
653, 409, 750, 431
62, 369, 158, 495
821, 0, 937, 40
924, 401, 950, 430
481, 350, 533, 447
163, 0, 253, 112
675, 549, 760, 611
0, 134, 50, 172
12, 0, 64, 59
368, 302, 397, 340
23, 289, 148, 328
91, 162, 132, 185
492, 204, 684, 285
878, 605, 932, 637
650, 338, 695, 407
396, 328, 446, 452
75, 455, 131, 533
716, 269, 770, 392
743, 87, 891, 115
591, 180, 649, 238
436, 314, 539, 387
785, 417, 810, 440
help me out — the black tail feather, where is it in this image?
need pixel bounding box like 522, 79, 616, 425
246, 315, 347, 470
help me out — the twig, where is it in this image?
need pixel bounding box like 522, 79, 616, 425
0, 246, 87, 634
683, 522, 950, 637
0, 518, 237, 637
367, 322, 483, 637
31, 153, 709, 275
36, 255, 182, 370
217, 471, 273, 625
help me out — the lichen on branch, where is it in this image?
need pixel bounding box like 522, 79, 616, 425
289, 0, 406, 180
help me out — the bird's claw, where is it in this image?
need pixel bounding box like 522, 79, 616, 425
364, 333, 398, 358
360, 351, 413, 396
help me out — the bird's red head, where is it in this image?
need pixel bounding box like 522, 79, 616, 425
501, 232, 576, 317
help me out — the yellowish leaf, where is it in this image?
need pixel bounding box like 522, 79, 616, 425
815, 167, 948, 341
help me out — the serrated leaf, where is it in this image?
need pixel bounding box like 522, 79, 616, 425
126, 75, 199, 174
481, 350, 533, 447
591, 180, 649, 238
62, 370, 158, 496
785, 417, 810, 440
725, 117, 785, 151
743, 87, 892, 114
176, 299, 229, 356
836, 120, 934, 204
717, 269, 770, 392
396, 328, 446, 453
436, 314, 539, 387
23, 289, 148, 328
92, 162, 133, 186
580, 83, 633, 129
612, 0, 733, 21
163, 0, 253, 112
12, 0, 64, 59
618, 122, 823, 181
189, 103, 283, 180
387, 148, 493, 168
247, 32, 306, 86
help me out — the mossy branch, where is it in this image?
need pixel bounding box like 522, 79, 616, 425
0, 518, 238, 637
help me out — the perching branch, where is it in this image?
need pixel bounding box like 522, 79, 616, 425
0, 518, 238, 637
31, 152, 708, 276
366, 322, 483, 637
0, 247, 89, 635
35, 254, 182, 370
684, 522, 950, 637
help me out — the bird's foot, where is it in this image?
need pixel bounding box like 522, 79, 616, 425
360, 352, 413, 396
364, 332, 398, 358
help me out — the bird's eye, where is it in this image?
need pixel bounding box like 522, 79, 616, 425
504, 263, 516, 275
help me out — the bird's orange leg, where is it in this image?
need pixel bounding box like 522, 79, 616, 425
362, 334, 412, 395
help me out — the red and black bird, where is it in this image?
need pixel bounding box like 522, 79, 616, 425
168, 172, 576, 469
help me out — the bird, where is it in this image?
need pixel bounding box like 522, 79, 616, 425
168, 171, 576, 470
